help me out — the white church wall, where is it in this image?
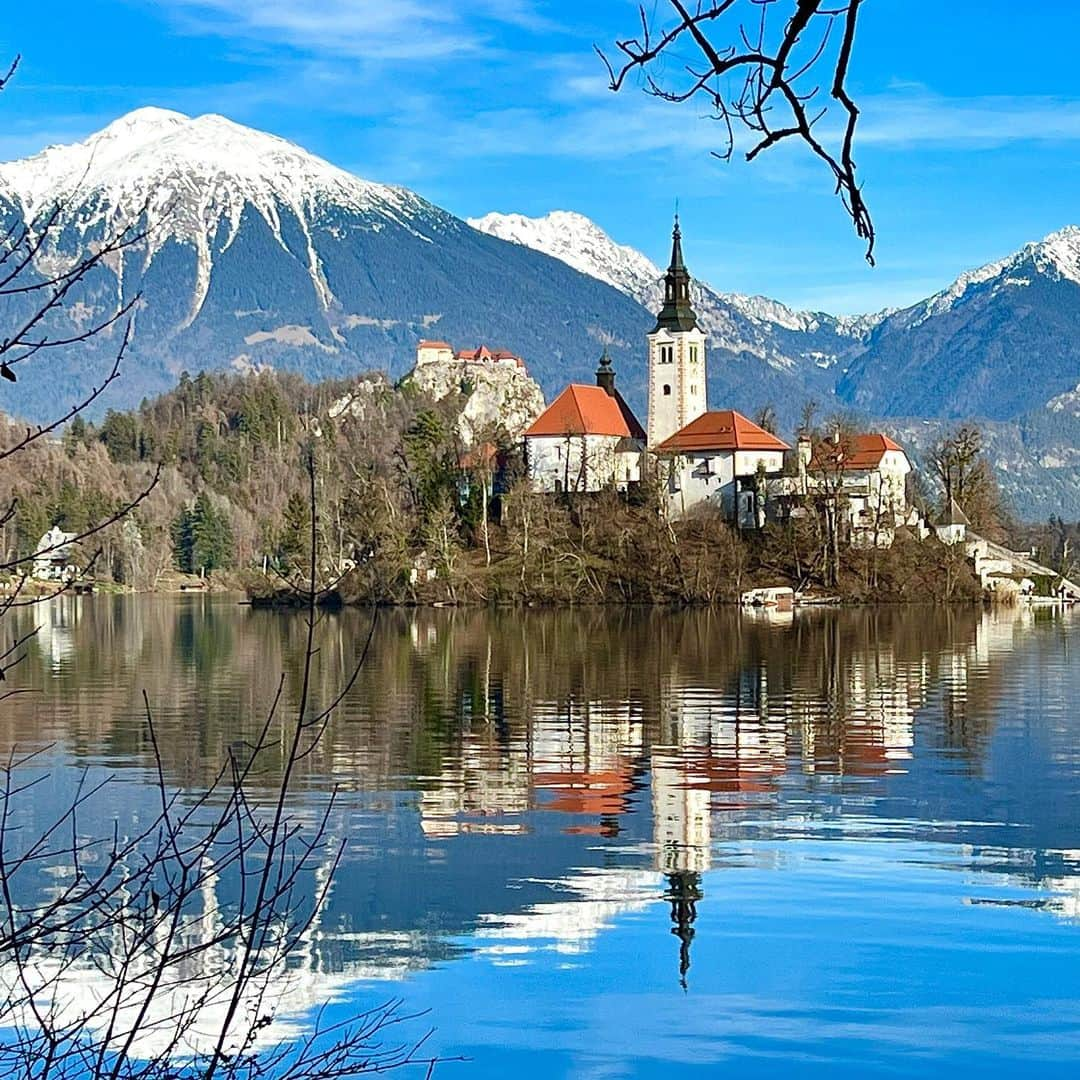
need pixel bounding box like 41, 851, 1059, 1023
733, 450, 786, 477
527, 434, 638, 493
665, 450, 786, 520
664, 452, 736, 518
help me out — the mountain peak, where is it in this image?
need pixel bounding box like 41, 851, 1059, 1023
0, 107, 437, 331
96, 106, 191, 137
468, 209, 663, 300
1027, 224, 1080, 282
914, 223, 1080, 324
0, 107, 416, 222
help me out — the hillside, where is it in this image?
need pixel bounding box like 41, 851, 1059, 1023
838, 228, 1080, 420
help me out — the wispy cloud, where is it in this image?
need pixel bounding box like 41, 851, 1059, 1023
858, 88, 1080, 148
162, 0, 549, 61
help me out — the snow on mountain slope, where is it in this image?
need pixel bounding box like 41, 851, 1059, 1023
468, 210, 662, 301
838, 224, 1080, 422
469, 209, 875, 374
0, 109, 664, 425
0, 108, 430, 324
469, 209, 821, 327
911, 225, 1080, 326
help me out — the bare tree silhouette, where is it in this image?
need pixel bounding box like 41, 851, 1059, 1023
599, 1, 874, 262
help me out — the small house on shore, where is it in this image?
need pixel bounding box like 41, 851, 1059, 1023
33, 526, 78, 582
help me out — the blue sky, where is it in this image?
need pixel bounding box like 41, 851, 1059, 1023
4, 1, 1080, 313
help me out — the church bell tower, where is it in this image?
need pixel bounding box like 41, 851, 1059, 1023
647, 217, 707, 447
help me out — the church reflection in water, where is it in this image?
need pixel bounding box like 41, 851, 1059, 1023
3, 599, 1078, 1025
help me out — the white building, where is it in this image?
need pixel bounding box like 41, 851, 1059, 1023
524, 352, 646, 494
654, 410, 789, 524
934, 498, 971, 545
32, 526, 78, 581
808, 433, 914, 546
769, 432, 915, 547
646, 217, 708, 448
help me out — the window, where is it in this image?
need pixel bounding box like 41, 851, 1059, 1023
663, 384, 672, 396
690, 344, 699, 363
690, 384, 697, 395
659, 344, 674, 364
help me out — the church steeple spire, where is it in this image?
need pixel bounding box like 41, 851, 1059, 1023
646, 214, 707, 447
654, 215, 698, 333
670, 213, 686, 271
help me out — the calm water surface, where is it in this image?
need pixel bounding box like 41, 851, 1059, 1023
5, 597, 1080, 1077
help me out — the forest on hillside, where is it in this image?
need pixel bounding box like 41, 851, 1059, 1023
2, 368, 1075, 605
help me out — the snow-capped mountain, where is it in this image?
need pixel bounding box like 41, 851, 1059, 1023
0, 109, 659, 419
469, 209, 879, 378
0, 107, 454, 333
467, 210, 661, 301
912, 226, 1080, 326
838, 225, 1080, 421
0, 111, 861, 426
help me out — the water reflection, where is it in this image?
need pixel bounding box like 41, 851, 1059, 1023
3, 600, 1080, 1075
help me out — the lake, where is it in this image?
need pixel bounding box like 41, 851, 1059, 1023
4, 597, 1080, 1077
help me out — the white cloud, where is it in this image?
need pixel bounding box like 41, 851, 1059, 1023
162, 0, 546, 61
857, 89, 1080, 148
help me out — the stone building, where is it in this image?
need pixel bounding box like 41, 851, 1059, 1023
415, 340, 525, 370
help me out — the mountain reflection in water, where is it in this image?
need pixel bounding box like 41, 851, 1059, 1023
4, 599, 1080, 1077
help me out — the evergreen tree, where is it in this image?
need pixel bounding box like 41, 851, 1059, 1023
99, 410, 141, 463
276, 491, 311, 569
64, 416, 89, 457
172, 494, 234, 574
172, 506, 195, 573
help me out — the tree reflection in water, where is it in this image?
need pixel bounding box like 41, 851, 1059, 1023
2, 598, 1079, 1067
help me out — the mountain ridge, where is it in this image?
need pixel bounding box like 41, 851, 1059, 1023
1, 109, 1079, 518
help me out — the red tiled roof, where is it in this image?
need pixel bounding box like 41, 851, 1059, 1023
524, 384, 635, 438
418, 340, 452, 349
655, 410, 790, 454
813, 433, 906, 470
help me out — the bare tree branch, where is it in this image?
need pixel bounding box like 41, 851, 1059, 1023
599, 0, 875, 263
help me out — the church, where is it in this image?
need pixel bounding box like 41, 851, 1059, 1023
524, 217, 789, 524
